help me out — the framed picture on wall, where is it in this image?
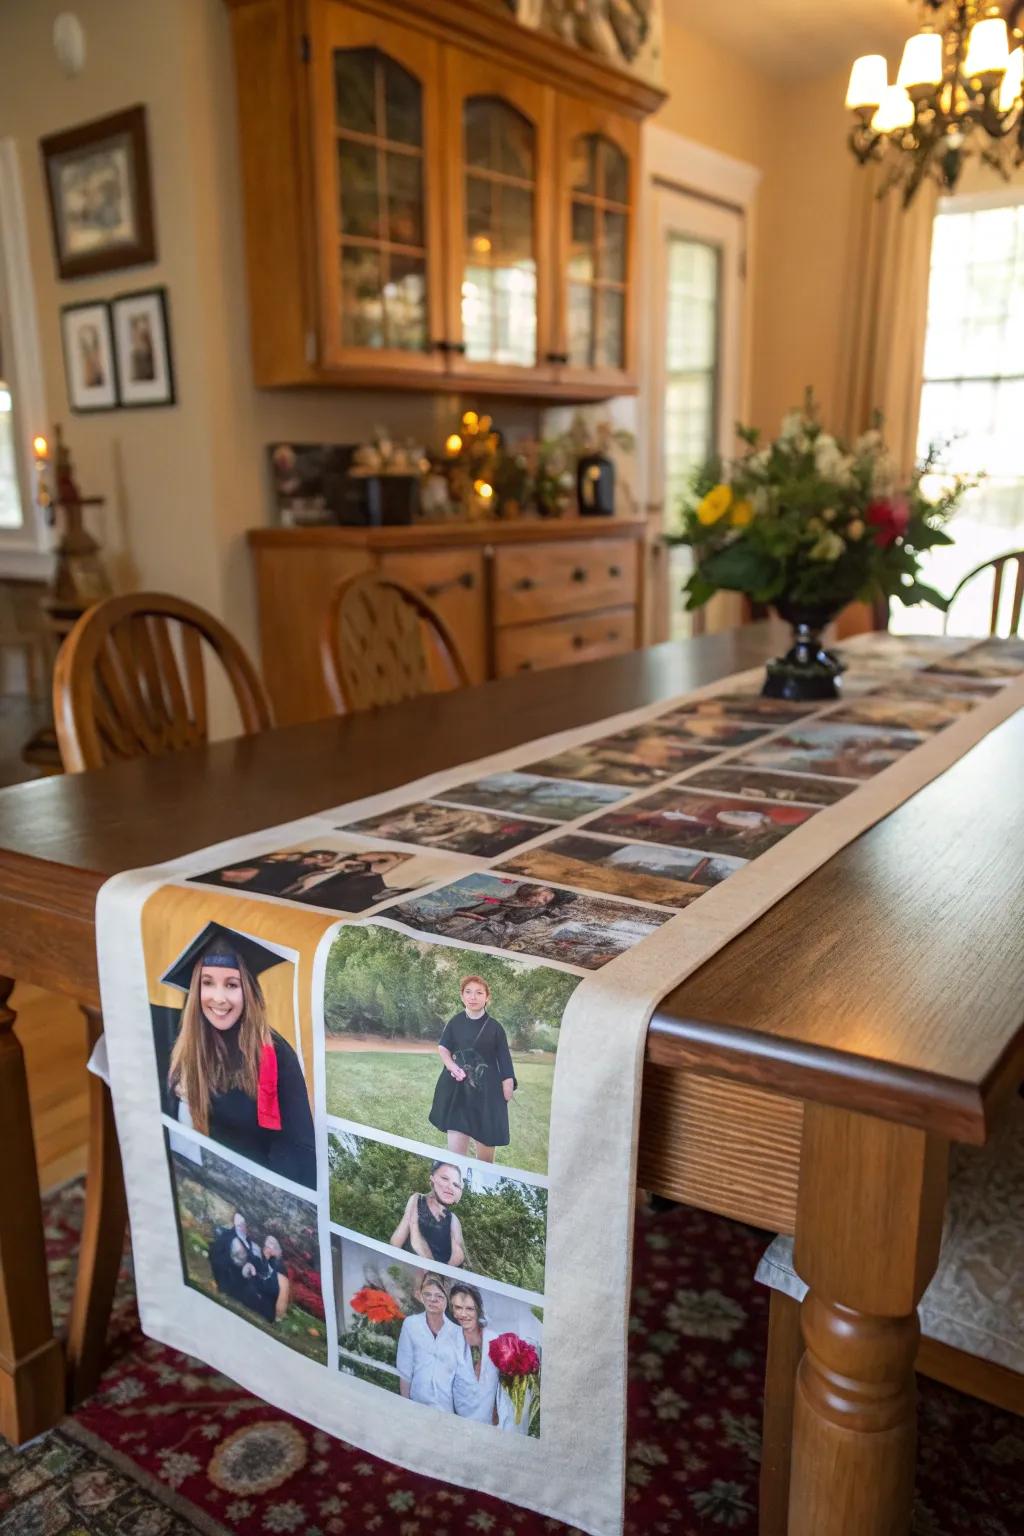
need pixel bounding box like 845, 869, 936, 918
112, 287, 175, 407
40, 105, 156, 280
60, 301, 118, 412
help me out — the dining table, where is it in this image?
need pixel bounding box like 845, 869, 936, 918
0, 622, 1021, 1536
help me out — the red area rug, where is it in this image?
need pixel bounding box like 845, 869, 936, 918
1, 1181, 1020, 1535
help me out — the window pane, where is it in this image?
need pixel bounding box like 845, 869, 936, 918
383, 253, 427, 350
462, 100, 537, 366
568, 282, 593, 367
338, 140, 380, 238
663, 236, 720, 534
382, 57, 421, 147
0, 382, 24, 531
570, 202, 595, 281
596, 288, 624, 369
666, 237, 718, 371
896, 199, 1024, 637
462, 264, 537, 367
600, 138, 628, 204
602, 209, 627, 283
386, 151, 423, 247
334, 49, 377, 137
464, 98, 534, 179
341, 246, 384, 347
571, 135, 597, 195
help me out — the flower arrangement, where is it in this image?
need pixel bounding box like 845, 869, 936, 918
488, 1332, 541, 1427
350, 1287, 404, 1325
677, 394, 970, 617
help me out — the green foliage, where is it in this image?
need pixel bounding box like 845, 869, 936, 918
671, 394, 977, 614
323, 924, 575, 1051
324, 1052, 553, 1177
328, 1133, 547, 1294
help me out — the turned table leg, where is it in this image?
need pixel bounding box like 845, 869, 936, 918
0, 977, 66, 1444
786, 1104, 948, 1536
66, 1006, 127, 1407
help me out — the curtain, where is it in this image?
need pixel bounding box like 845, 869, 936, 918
834, 165, 937, 637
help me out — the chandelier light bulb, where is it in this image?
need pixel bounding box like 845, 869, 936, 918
871, 84, 916, 133
897, 30, 943, 89
963, 15, 1010, 79
998, 45, 1024, 111
846, 52, 888, 109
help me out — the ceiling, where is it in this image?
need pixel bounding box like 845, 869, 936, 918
663, 0, 917, 82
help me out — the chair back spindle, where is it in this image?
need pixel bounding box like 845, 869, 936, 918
943, 550, 1024, 638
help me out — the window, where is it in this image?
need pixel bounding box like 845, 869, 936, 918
0, 138, 49, 573
567, 134, 629, 370
461, 98, 537, 368
893, 195, 1024, 636
663, 237, 719, 535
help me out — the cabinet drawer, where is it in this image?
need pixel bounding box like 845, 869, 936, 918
377, 549, 487, 685
495, 606, 636, 676
493, 538, 637, 625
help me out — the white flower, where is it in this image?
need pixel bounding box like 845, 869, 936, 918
752, 486, 772, 517
855, 428, 882, 455
810, 530, 845, 562
780, 409, 806, 441
871, 449, 896, 495
821, 506, 837, 523
815, 436, 856, 486
748, 447, 772, 474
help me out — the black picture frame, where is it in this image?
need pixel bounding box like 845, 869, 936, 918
60, 300, 119, 414
40, 105, 156, 280
111, 286, 176, 408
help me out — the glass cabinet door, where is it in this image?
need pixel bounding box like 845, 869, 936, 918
556, 102, 638, 387
313, 9, 443, 371
441, 52, 554, 379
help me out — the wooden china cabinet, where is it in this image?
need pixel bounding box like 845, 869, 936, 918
225, 0, 661, 399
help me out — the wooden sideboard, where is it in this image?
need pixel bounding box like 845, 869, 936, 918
224, 0, 662, 399
248, 517, 646, 723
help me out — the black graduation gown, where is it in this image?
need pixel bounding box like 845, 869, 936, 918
192, 857, 314, 894
293, 868, 390, 912
428, 1011, 515, 1147
170, 1027, 317, 1188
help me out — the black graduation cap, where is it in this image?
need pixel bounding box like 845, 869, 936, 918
160, 921, 290, 993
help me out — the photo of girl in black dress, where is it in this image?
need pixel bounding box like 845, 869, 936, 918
159, 923, 317, 1189
429, 976, 516, 1164
389, 1160, 466, 1267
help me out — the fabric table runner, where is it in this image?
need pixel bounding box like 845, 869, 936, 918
96, 632, 1024, 1536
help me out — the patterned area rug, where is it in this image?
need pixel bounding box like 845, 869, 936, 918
1, 1182, 1021, 1535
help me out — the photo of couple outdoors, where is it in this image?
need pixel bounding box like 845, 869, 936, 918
322, 924, 580, 1176
166, 1134, 327, 1364
333, 1235, 542, 1436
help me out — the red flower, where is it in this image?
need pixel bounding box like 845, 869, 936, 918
489, 1332, 539, 1377
865, 496, 910, 548
350, 1287, 403, 1324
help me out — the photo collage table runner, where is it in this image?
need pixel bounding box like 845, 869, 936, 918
95, 633, 1024, 1536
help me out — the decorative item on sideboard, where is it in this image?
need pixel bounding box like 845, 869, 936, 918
671, 392, 974, 700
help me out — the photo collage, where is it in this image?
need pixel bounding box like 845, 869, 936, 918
145, 633, 1022, 1442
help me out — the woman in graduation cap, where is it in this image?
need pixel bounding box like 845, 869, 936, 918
164, 924, 317, 1189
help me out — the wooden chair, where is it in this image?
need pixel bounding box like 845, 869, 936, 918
756, 1097, 1024, 1534
49, 592, 271, 1406
320, 571, 470, 713
53, 591, 273, 773
942, 549, 1024, 638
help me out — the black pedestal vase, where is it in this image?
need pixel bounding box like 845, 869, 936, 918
762, 599, 845, 701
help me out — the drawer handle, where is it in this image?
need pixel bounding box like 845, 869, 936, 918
424, 571, 475, 597
514, 577, 536, 592
572, 634, 585, 650
545, 351, 569, 365
607, 631, 620, 642
517, 661, 534, 671
571, 567, 588, 583
609, 565, 622, 578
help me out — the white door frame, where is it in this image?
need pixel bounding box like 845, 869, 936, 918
0, 137, 53, 578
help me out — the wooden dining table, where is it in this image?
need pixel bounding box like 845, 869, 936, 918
1, 623, 1021, 1536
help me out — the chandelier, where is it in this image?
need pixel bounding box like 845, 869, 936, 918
845, 1, 1024, 203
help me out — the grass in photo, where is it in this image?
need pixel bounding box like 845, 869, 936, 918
680, 763, 855, 807
323, 924, 577, 1175
524, 725, 717, 787
738, 721, 924, 780
328, 1131, 547, 1293
339, 801, 553, 858
497, 833, 745, 905
391, 873, 671, 969
442, 771, 632, 822
588, 788, 817, 858
332, 1233, 542, 1433
166, 1131, 327, 1363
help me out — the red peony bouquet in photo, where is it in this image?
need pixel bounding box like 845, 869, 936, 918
489, 1332, 541, 1426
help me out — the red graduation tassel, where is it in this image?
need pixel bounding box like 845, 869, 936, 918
257, 1041, 282, 1130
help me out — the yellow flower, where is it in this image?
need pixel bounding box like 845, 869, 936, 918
696, 484, 733, 525
847, 518, 865, 541
730, 499, 754, 528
